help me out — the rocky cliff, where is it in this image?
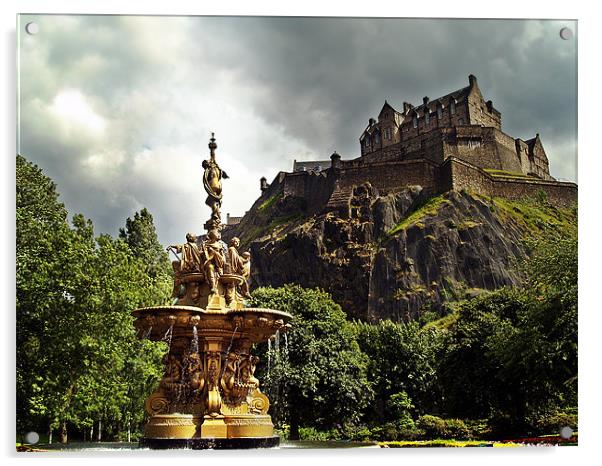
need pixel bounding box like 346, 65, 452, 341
225, 184, 576, 322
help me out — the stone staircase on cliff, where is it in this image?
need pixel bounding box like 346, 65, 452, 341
324, 184, 352, 213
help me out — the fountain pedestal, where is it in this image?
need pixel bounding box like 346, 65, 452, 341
133, 304, 291, 449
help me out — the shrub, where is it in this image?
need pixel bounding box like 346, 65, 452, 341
343, 425, 373, 441
415, 415, 472, 439
535, 411, 578, 435
443, 419, 471, 439
416, 415, 447, 438
298, 426, 341, 441
464, 419, 491, 439
274, 424, 290, 440
387, 391, 416, 430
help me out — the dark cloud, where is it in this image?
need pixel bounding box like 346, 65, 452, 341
18, 15, 577, 245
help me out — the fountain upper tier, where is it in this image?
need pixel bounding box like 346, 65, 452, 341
132, 305, 292, 344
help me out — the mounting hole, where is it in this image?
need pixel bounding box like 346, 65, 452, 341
25, 431, 40, 444
25, 22, 39, 35
559, 27, 573, 40
559, 426, 573, 439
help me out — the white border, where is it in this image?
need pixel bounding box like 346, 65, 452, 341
3, 1, 600, 466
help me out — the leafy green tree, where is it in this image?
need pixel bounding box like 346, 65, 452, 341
17, 154, 77, 441
119, 208, 171, 278
439, 230, 577, 434
386, 391, 415, 430
69, 233, 169, 441
486, 231, 578, 432
354, 319, 443, 423
438, 290, 529, 420
250, 285, 373, 439
17, 155, 169, 442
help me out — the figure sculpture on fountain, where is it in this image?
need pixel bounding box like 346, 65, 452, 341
203, 133, 228, 231
168, 233, 202, 273
201, 229, 226, 296
240, 251, 252, 299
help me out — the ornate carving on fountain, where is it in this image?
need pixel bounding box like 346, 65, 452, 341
132, 134, 292, 448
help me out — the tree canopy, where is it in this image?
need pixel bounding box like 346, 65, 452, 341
250, 285, 373, 439
17, 155, 170, 443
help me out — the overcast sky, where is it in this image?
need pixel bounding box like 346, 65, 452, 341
17, 15, 577, 246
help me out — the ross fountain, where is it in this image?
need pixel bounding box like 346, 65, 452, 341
132, 134, 292, 449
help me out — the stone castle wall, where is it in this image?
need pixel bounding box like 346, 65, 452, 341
281, 170, 336, 212
441, 157, 577, 207
338, 159, 441, 195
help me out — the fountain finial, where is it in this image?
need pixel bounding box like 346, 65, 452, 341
202, 132, 228, 231
208, 132, 217, 160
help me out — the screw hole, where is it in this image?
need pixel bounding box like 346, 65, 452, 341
559, 27, 573, 40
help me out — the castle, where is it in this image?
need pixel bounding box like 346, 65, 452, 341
258, 75, 577, 213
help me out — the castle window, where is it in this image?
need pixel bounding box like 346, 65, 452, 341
413, 116, 418, 128
425, 112, 430, 125
437, 106, 443, 119
450, 100, 456, 115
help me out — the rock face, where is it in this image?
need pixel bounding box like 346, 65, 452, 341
225, 184, 575, 322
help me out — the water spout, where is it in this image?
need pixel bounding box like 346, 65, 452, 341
220, 325, 239, 380
162, 325, 174, 350
190, 325, 199, 355
224, 325, 239, 357
267, 338, 271, 375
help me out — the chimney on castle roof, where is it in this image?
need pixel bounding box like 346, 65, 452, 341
486, 100, 493, 112
469, 74, 477, 87
368, 118, 376, 126
423, 97, 430, 108
403, 102, 413, 113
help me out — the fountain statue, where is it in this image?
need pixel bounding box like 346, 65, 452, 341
132, 134, 292, 449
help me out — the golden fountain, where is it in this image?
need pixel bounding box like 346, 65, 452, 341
132, 134, 292, 449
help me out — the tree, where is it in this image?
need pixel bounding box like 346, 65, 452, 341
119, 208, 171, 278
438, 230, 577, 434
486, 231, 578, 431
249, 285, 373, 439
16, 154, 74, 440
17, 155, 170, 442
354, 320, 443, 423
438, 290, 529, 421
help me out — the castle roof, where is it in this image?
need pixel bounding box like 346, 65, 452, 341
378, 101, 403, 118
409, 86, 470, 116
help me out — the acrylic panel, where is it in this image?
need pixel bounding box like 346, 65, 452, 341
16, 14, 578, 451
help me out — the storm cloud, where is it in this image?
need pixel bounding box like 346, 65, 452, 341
17, 15, 577, 246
